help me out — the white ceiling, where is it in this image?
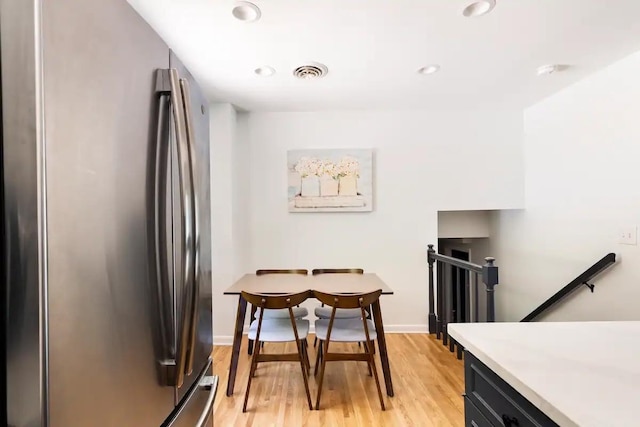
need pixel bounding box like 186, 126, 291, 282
128, 0, 640, 112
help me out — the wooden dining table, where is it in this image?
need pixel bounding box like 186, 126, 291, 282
223, 273, 395, 398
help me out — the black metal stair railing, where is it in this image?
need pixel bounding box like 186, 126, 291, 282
521, 253, 616, 322
426, 244, 499, 359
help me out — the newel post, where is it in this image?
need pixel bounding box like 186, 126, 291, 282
427, 244, 436, 334
482, 257, 499, 322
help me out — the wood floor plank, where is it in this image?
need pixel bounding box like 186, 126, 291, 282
213, 333, 464, 426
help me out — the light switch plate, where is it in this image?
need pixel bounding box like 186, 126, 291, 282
618, 226, 637, 245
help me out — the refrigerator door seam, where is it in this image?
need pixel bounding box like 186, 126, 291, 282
154, 68, 196, 389
169, 68, 194, 390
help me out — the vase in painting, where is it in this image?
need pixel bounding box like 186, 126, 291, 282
338, 175, 358, 196
300, 175, 320, 197
320, 176, 339, 196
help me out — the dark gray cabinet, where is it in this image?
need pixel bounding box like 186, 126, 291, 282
465, 396, 494, 427
464, 352, 559, 427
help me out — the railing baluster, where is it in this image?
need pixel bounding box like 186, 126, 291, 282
427, 245, 436, 334
456, 266, 462, 324
443, 261, 449, 347
436, 260, 443, 340
454, 266, 463, 359
465, 269, 471, 324
473, 272, 479, 323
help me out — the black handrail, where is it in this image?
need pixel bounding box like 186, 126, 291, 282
521, 253, 617, 322
430, 252, 483, 273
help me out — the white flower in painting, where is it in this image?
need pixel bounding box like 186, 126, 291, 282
294, 157, 322, 177
337, 156, 360, 177
318, 160, 339, 179
294, 157, 311, 177
307, 158, 322, 177
295, 155, 360, 178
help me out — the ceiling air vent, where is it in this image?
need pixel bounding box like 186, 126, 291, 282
293, 62, 328, 80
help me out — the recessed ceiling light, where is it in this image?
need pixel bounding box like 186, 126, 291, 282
536, 64, 569, 76
417, 65, 441, 75
232, 2, 261, 22
254, 66, 275, 77
462, 0, 496, 17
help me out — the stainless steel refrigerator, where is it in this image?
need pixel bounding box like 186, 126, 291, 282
1, 0, 216, 425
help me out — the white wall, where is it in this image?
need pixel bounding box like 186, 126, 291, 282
233, 113, 251, 281
242, 110, 523, 331
210, 104, 250, 342
438, 210, 491, 238
491, 50, 640, 322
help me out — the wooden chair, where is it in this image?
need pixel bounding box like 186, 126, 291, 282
313, 289, 385, 410
312, 268, 364, 275
248, 269, 309, 355
242, 290, 313, 412
312, 268, 365, 348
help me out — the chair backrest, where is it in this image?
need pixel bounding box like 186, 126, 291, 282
242, 290, 311, 344
313, 289, 382, 310
311, 268, 364, 275
315, 290, 382, 345
256, 269, 308, 276
242, 290, 312, 310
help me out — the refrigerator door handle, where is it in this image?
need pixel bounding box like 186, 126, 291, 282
169, 68, 197, 389
152, 82, 177, 385
180, 77, 200, 377
196, 375, 219, 427
163, 358, 217, 427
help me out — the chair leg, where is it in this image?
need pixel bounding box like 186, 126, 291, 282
243, 337, 262, 412
314, 340, 322, 377
363, 342, 373, 376
251, 341, 261, 378
300, 346, 307, 376
315, 341, 330, 410
302, 340, 311, 372
296, 339, 313, 410
248, 339, 254, 356
367, 341, 386, 411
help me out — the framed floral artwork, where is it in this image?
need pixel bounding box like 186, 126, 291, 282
287, 149, 373, 212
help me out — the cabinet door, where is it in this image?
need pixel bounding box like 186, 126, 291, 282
465, 353, 558, 427
465, 397, 494, 427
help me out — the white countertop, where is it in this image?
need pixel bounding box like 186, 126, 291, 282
448, 321, 640, 427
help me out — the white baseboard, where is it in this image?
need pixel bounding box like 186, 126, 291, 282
213, 336, 234, 346
382, 324, 429, 333
213, 324, 428, 346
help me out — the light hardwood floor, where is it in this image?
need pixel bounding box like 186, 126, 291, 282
213, 333, 464, 426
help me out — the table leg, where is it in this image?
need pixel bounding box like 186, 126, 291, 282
371, 300, 394, 397
226, 294, 247, 396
